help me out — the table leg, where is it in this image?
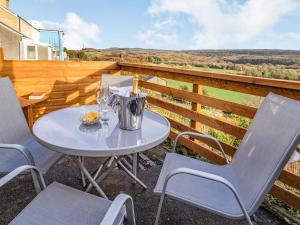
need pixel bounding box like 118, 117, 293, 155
132, 153, 138, 175
77, 157, 108, 199
132, 153, 138, 184
79, 156, 86, 187
107, 156, 115, 168
117, 160, 147, 189
82, 155, 147, 195
85, 157, 112, 192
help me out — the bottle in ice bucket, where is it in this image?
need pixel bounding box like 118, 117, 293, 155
132, 74, 139, 95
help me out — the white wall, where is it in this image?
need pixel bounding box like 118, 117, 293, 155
0, 25, 22, 60
31, 28, 40, 42
0, 25, 53, 60
37, 45, 50, 60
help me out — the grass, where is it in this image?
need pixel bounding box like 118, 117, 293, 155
173, 64, 244, 75
163, 79, 261, 107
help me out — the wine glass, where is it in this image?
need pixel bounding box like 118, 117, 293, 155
96, 86, 102, 112
100, 83, 110, 121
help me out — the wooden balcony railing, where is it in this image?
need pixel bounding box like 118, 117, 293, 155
120, 62, 300, 211
0, 6, 35, 38
0, 53, 299, 212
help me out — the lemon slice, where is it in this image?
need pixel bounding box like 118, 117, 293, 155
81, 111, 101, 125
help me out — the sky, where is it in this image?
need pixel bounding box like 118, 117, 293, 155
10, 0, 300, 50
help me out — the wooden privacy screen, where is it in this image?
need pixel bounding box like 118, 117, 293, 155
0, 58, 120, 119
119, 62, 300, 211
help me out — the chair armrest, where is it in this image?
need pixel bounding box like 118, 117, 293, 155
100, 194, 136, 225
163, 167, 252, 224
0, 144, 35, 165
0, 165, 46, 191
172, 131, 229, 164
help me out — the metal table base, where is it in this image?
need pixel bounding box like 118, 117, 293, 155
77, 153, 147, 198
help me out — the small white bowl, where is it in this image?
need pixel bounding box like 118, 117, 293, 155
80, 112, 101, 125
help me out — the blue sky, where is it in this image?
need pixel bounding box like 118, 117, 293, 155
11, 0, 300, 50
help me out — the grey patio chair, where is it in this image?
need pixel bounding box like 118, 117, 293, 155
154, 93, 300, 225
0, 77, 62, 191
0, 165, 136, 225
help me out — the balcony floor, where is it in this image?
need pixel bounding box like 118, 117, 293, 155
0, 144, 288, 225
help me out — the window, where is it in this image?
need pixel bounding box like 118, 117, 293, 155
27, 45, 36, 60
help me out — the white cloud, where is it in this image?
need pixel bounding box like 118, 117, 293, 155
28, 20, 45, 29
29, 12, 101, 50
137, 18, 178, 48
147, 0, 300, 49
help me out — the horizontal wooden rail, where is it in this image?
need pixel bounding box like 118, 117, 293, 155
270, 185, 300, 211
120, 62, 300, 100
169, 118, 237, 156
169, 131, 226, 164
148, 96, 247, 139
139, 80, 257, 118
278, 170, 300, 191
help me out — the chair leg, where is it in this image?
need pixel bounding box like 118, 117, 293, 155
31, 170, 41, 193
125, 197, 136, 225
244, 213, 254, 225
154, 193, 166, 225
251, 213, 258, 223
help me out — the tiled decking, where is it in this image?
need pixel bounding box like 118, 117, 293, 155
0, 144, 288, 225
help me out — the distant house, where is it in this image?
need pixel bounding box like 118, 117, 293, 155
0, 0, 64, 60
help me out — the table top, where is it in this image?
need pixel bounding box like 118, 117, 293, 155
33, 105, 170, 157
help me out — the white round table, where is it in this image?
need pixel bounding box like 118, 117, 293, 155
33, 105, 170, 197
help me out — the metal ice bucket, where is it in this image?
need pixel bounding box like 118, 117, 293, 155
113, 93, 147, 130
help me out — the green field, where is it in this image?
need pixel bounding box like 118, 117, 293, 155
163, 79, 261, 107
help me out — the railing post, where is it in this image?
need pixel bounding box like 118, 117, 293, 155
191, 84, 202, 131
0, 48, 4, 61
0, 48, 4, 73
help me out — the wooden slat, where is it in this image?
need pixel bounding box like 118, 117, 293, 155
122, 63, 300, 100
169, 131, 226, 164
0, 48, 3, 61
139, 80, 257, 118
148, 96, 247, 139
278, 170, 300, 190
168, 118, 236, 156
270, 185, 300, 210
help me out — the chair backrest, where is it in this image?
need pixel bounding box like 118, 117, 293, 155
101, 74, 133, 88
0, 77, 30, 143
230, 93, 300, 214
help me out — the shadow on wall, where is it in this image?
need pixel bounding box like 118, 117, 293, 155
33, 64, 121, 119
0, 48, 121, 120
0, 48, 15, 83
